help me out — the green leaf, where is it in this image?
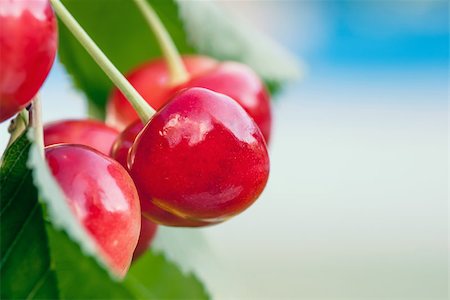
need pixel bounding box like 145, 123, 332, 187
45, 225, 135, 299
57, 0, 301, 118
0, 133, 59, 300
125, 250, 209, 299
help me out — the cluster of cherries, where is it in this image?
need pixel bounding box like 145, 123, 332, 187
1, 0, 271, 277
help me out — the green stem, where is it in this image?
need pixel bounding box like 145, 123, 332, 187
133, 0, 189, 86
29, 96, 45, 158
49, 0, 155, 123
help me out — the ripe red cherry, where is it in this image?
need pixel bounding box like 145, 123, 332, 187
111, 121, 217, 227
45, 144, 141, 277
129, 88, 270, 222
44, 119, 119, 155
106, 55, 217, 130
0, 0, 57, 122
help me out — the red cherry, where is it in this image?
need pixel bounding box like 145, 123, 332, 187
106, 55, 217, 130
45, 144, 141, 277
129, 88, 269, 222
0, 0, 57, 122
181, 62, 272, 143
44, 119, 119, 155
132, 218, 157, 260
111, 121, 218, 227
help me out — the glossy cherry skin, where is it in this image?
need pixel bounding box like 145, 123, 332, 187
111, 121, 217, 227
129, 88, 270, 222
0, 0, 57, 122
181, 62, 272, 142
106, 55, 218, 130
132, 218, 158, 260
45, 144, 141, 277
44, 119, 119, 155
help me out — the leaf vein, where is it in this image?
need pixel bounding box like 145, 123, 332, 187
26, 265, 52, 300
0, 169, 31, 216
0, 201, 39, 268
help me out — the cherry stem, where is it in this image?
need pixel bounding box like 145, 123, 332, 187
29, 96, 45, 158
49, 0, 155, 123
133, 0, 189, 86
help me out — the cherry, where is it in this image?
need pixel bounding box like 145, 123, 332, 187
128, 88, 269, 222
106, 56, 218, 130
45, 144, 141, 277
44, 119, 119, 155
111, 121, 218, 227
0, 0, 57, 122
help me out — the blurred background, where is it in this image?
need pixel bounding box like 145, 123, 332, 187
1, 1, 447, 299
